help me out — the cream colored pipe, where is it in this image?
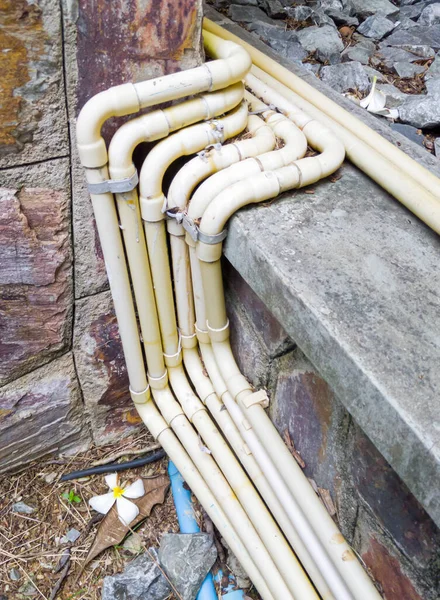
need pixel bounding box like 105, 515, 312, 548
203, 20, 440, 206
77, 29, 251, 169
108, 86, 244, 376
198, 341, 336, 600
111, 100, 298, 599
193, 141, 381, 600
168, 241, 319, 600
138, 112, 317, 600
166, 113, 276, 213
188, 97, 308, 221
83, 167, 274, 600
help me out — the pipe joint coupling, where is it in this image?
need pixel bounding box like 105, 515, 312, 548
180, 331, 198, 349
130, 385, 151, 405
207, 320, 230, 343
148, 370, 169, 390
195, 325, 211, 344
242, 390, 270, 410
140, 194, 166, 222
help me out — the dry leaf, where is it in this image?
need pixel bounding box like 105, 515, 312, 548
83, 475, 169, 568
305, 189, 315, 195
283, 430, 306, 469
318, 487, 337, 517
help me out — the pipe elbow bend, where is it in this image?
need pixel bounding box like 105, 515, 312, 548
77, 83, 140, 168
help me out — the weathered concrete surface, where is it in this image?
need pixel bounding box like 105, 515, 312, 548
0, 159, 72, 386
207, 5, 440, 529
62, 0, 204, 298
0, 0, 68, 167
73, 291, 142, 445
0, 353, 91, 473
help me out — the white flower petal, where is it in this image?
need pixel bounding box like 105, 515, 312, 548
89, 492, 116, 515
116, 496, 139, 526
123, 479, 144, 499
366, 90, 386, 113
105, 473, 118, 490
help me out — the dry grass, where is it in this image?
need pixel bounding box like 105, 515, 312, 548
0, 434, 262, 600
0, 433, 178, 599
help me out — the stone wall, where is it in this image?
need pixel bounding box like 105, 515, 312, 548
0, 0, 203, 472
224, 260, 440, 600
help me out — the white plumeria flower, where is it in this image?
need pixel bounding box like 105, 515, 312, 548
89, 473, 144, 526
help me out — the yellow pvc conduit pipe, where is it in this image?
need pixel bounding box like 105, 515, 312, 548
137, 110, 317, 600
188, 88, 382, 600
166, 113, 276, 215
188, 92, 308, 222
77, 34, 285, 600
203, 19, 440, 220
109, 105, 289, 600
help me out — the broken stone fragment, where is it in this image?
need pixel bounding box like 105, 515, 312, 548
12, 501, 35, 515
320, 61, 371, 94
357, 14, 396, 41
297, 24, 344, 64
102, 550, 171, 600
158, 533, 217, 600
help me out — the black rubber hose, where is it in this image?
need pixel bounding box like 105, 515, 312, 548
59, 449, 166, 482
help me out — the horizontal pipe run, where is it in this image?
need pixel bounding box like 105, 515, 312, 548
203, 19, 440, 206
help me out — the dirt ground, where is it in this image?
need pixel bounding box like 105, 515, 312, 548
0, 433, 260, 600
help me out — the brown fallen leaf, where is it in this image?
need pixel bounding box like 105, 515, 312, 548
283, 429, 306, 469
318, 487, 337, 518
83, 475, 169, 568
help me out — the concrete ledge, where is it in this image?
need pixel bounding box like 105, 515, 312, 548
206, 7, 440, 528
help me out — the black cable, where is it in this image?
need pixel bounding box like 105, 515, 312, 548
59, 449, 166, 482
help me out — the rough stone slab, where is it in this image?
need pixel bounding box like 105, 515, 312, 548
0, 0, 68, 168
73, 290, 142, 445
320, 61, 370, 93
61, 0, 204, 298
0, 353, 91, 473
102, 550, 171, 600
354, 507, 435, 600
350, 0, 399, 19
0, 159, 72, 386
159, 533, 217, 600
297, 25, 344, 64
357, 14, 396, 41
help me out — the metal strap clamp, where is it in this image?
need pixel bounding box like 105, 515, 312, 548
166, 211, 227, 245
87, 171, 139, 195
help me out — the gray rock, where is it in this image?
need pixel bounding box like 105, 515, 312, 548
363, 65, 389, 82
159, 533, 217, 600
399, 94, 440, 128
400, 4, 428, 19
318, 0, 344, 12
426, 77, 440, 94
228, 4, 272, 23
383, 25, 440, 50
320, 61, 371, 93
352, 33, 378, 53
350, 0, 399, 19
395, 16, 419, 29
12, 502, 35, 515
303, 62, 322, 76
60, 528, 81, 544
285, 6, 314, 21
248, 21, 297, 42
297, 25, 344, 63
435, 137, 440, 156
102, 551, 171, 600
418, 3, 440, 25
267, 39, 309, 63
377, 83, 409, 107
9, 568, 21, 581
326, 9, 359, 26
310, 8, 338, 27
376, 46, 425, 68
342, 45, 372, 64
357, 15, 396, 40
390, 122, 425, 146
259, 0, 286, 18
393, 61, 426, 77
425, 53, 440, 79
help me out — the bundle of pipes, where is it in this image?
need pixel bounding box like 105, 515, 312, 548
77, 22, 439, 600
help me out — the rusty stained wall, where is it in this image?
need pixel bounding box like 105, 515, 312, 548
0, 0, 204, 471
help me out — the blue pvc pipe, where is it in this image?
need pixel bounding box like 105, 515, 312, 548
168, 461, 218, 600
